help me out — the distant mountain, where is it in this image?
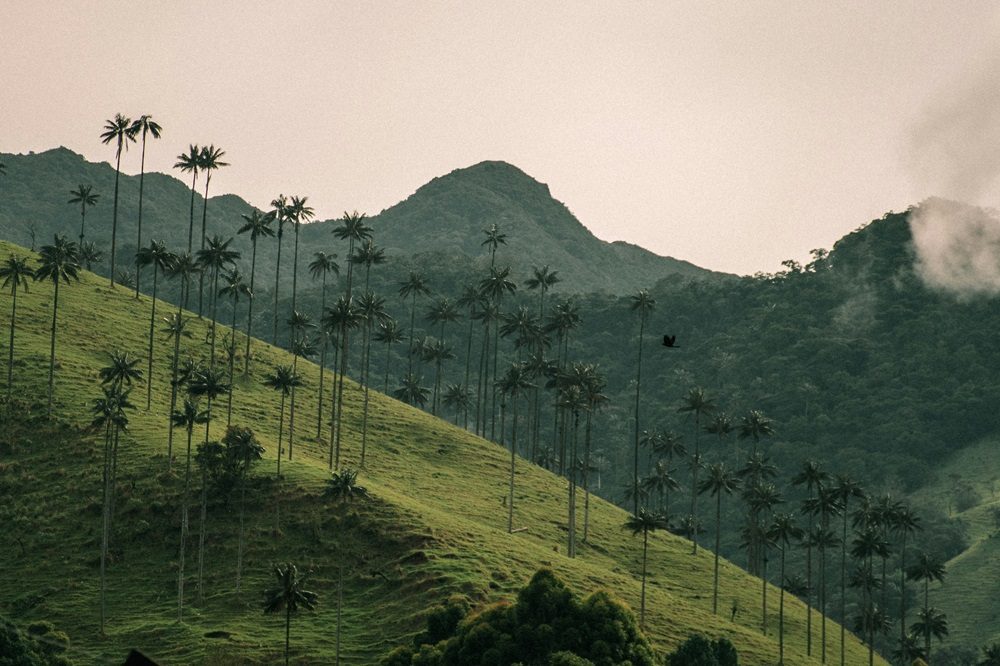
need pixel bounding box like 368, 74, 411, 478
0, 148, 721, 296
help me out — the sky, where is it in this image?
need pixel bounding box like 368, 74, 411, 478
3, 1, 1000, 275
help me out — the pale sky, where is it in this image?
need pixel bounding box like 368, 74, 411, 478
4, 1, 1000, 275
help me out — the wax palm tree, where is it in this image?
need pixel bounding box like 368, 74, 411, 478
128, 115, 162, 296
892, 635, 925, 665
679, 387, 715, 554
324, 295, 363, 469
174, 145, 201, 254
912, 607, 949, 662
264, 364, 300, 532
834, 475, 865, 666
907, 552, 946, 654
219, 426, 265, 594
333, 210, 372, 298
456, 285, 483, 428
399, 272, 431, 376
425, 297, 461, 413
629, 289, 655, 514
282, 195, 314, 315
739, 409, 775, 456
1, 255, 33, 403
324, 468, 369, 502
237, 209, 275, 372
803, 483, 843, 661
356, 291, 388, 464
374, 318, 404, 394
263, 562, 318, 666
99, 114, 135, 286
195, 145, 228, 314
161, 313, 191, 470
308, 251, 339, 435
167, 251, 200, 312
393, 373, 430, 408
196, 235, 240, 366
135, 241, 176, 409
68, 184, 99, 244
699, 462, 740, 615
893, 503, 922, 655
479, 265, 517, 438
472, 299, 499, 437
746, 480, 785, 632
286, 311, 315, 460
854, 604, 892, 666
853, 525, 890, 662
497, 362, 534, 533
270, 194, 289, 344
350, 237, 385, 292
442, 383, 472, 425
481, 222, 507, 267
193, 440, 225, 601
792, 460, 829, 657
34, 235, 80, 415
187, 366, 230, 444
623, 508, 667, 628
219, 269, 252, 424
78, 241, 103, 271
525, 264, 560, 317
768, 513, 804, 664
171, 396, 209, 621
643, 461, 679, 517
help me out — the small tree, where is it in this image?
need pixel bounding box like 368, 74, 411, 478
263, 562, 318, 666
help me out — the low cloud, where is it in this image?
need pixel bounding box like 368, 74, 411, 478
909, 198, 1000, 297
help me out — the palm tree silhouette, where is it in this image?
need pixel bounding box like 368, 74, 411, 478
128, 115, 162, 297
679, 387, 715, 554
907, 552, 946, 659
479, 266, 517, 439
699, 462, 740, 615
187, 366, 230, 444
323, 295, 362, 470
792, 459, 829, 657
270, 194, 289, 344
399, 271, 431, 376
442, 383, 472, 425
745, 480, 784, 634
237, 209, 276, 373
497, 362, 534, 533
852, 524, 890, 663
356, 291, 388, 465
525, 264, 560, 317
623, 508, 667, 628
264, 364, 301, 532
196, 235, 240, 367
263, 562, 318, 666
34, 234, 81, 415
136, 240, 176, 409
171, 396, 209, 621
286, 311, 315, 460
308, 251, 338, 435
333, 210, 372, 298
284, 195, 314, 316
456, 285, 482, 429
629, 289, 655, 514
393, 373, 430, 408
219, 269, 252, 424
161, 313, 191, 470
195, 145, 228, 315
803, 485, 843, 661
222, 425, 264, 593
425, 297, 461, 414
1, 255, 33, 404
373, 318, 404, 394
910, 607, 948, 664
768, 512, 803, 664
481, 222, 507, 267
892, 503, 922, 656
68, 184, 99, 245
99, 114, 135, 286
173, 145, 201, 254
833, 474, 864, 666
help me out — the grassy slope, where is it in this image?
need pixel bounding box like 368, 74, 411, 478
911, 435, 1000, 649
0, 238, 883, 665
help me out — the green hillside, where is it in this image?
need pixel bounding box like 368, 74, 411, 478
0, 237, 880, 664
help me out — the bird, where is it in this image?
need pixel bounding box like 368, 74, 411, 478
662, 334, 679, 348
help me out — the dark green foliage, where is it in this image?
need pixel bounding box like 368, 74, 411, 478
382, 570, 658, 666
0, 616, 73, 666
666, 634, 738, 666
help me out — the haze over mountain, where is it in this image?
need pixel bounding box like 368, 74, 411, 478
0, 147, 720, 296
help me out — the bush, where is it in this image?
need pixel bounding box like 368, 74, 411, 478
667, 634, 739, 665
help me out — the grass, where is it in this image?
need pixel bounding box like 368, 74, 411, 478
0, 238, 885, 664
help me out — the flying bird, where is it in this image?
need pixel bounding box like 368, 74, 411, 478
662, 335, 679, 348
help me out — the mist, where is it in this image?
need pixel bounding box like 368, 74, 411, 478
909, 198, 1000, 296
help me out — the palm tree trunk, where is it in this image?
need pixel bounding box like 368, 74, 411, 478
713, 492, 722, 614
762, 551, 769, 635
135, 135, 147, 298
478, 322, 489, 436
899, 533, 908, 660
7, 285, 18, 403
632, 312, 645, 515
187, 174, 197, 255
167, 304, 182, 472
46, 280, 59, 416
806, 515, 813, 657
689, 412, 701, 554
490, 316, 499, 440
209, 268, 220, 368
329, 337, 340, 469
285, 603, 291, 666
291, 224, 300, 313
463, 313, 474, 429
79, 205, 86, 243
360, 323, 372, 466
245, 239, 258, 374
820, 542, 828, 662
110, 149, 122, 287
334, 327, 350, 470
146, 266, 158, 410
178, 426, 193, 621
407, 293, 416, 375
196, 465, 209, 602
508, 398, 517, 533
582, 409, 593, 542
640, 530, 648, 628
99, 422, 112, 634
316, 274, 328, 438
236, 460, 247, 593
276, 396, 285, 533
336, 565, 343, 666
840, 509, 848, 666
227, 304, 238, 425
780, 545, 786, 664
197, 175, 212, 316
273, 232, 283, 345
289, 355, 298, 460
382, 337, 391, 394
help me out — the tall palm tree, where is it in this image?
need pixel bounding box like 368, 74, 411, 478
497, 362, 534, 533
911, 608, 949, 664
286, 311, 314, 460
629, 289, 655, 515
333, 210, 372, 298
173, 145, 201, 254
623, 508, 667, 629
308, 251, 339, 436
442, 383, 472, 425
161, 313, 191, 470
1, 255, 33, 404
803, 486, 843, 662
34, 235, 81, 415
679, 387, 715, 554
136, 241, 177, 409
699, 462, 740, 615
393, 373, 430, 408
193, 440, 225, 601
739, 409, 775, 456
792, 460, 830, 657
219, 269, 252, 424
324, 296, 363, 470
705, 411, 735, 465
650, 431, 686, 520
224, 425, 264, 594
350, 238, 386, 293
356, 291, 388, 465
264, 365, 301, 532
456, 285, 482, 428
263, 562, 318, 666
398, 272, 431, 376
768, 513, 804, 665
907, 553, 946, 658
893, 504, 922, 657
270, 194, 289, 345
128, 115, 163, 297
195, 145, 228, 315
425, 297, 461, 414
171, 396, 209, 621
196, 235, 240, 367
481, 222, 507, 267
746, 480, 784, 633
479, 266, 517, 439
578, 363, 606, 542
852, 525, 890, 664
834, 474, 865, 666
68, 184, 99, 244
525, 265, 560, 317
99, 114, 135, 286
286, 195, 315, 315
374, 318, 404, 394
187, 366, 230, 444
237, 209, 275, 373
